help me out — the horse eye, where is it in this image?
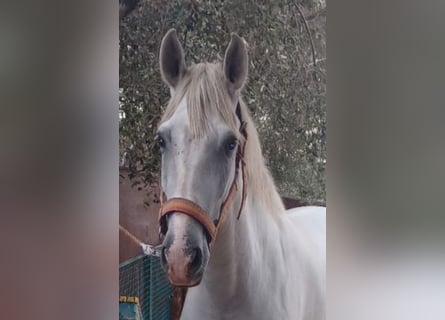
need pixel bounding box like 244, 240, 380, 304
156, 135, 165, 148
226, 139, 237, 151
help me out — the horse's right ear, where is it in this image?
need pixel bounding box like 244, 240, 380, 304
160, 29, 186, 89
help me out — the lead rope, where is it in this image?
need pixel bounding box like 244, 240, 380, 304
119, 224, 162, 257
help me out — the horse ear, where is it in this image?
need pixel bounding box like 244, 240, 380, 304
160, 29, 186, 89
223, 33, 248, 92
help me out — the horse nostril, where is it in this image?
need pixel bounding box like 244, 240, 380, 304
188, 247, 203, 274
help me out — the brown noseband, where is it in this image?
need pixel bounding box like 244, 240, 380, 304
158, 103, 248, 245
159, 198, 217, 242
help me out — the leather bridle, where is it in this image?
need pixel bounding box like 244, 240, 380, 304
158, 102, 248, 245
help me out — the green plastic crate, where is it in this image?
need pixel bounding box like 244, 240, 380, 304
120, 254, 173, 320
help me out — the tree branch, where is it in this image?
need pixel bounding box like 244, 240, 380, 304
295, 3, 317, 67
306, 7, 327, 21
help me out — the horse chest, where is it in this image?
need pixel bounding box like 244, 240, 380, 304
181, 299, 281, 320
180, 277, 292, 320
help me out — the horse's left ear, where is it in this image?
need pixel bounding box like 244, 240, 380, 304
223, 33, 248, 93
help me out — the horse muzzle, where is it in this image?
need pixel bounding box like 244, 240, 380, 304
157, 193, 241, 286
159, 207, 211, 287
161, 241, 207, 287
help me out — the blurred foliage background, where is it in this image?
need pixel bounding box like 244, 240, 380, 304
119, 0, 326, 204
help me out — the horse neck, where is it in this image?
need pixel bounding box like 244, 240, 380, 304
199, 121, 288, 305
203, 187, 284, 300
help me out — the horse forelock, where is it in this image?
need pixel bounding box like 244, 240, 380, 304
160, 62, 239, 140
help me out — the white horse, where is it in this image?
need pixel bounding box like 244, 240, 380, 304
156, 29, 325, 320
